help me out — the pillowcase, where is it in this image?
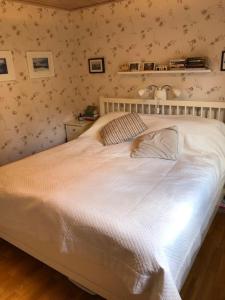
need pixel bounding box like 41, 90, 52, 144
130, 126, 179, 160
100, 113, 148, 146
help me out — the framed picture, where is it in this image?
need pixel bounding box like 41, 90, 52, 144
143, 62, 155, 71
26, 51, 55, 78
88, 58, 105, 74
0, 51, 16, 82
221, 51, 225, 71
128, 62, 141, 72
155, 64, 168, 71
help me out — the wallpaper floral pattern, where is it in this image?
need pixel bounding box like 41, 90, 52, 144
0, 0, 225, 165
0, 0, 80, 165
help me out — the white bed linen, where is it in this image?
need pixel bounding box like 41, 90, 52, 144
0, 114, 225, 300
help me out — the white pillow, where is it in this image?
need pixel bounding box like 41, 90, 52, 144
131, 126, 179, 160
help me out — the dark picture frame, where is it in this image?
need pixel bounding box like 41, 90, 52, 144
0, 51, 16, 81
143, 62, 155, 71
0, 58, 8, 75
221, 51, 225, 71
128, 62, 141, 72
88, 57, 105, 74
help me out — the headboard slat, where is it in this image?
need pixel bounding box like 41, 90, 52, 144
100, 97, 225, 123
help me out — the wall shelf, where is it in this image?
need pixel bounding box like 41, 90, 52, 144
117, 69, 212, 75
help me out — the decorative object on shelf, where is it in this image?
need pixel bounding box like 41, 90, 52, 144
186, 57, 208, 69
128, 62, 141, 72
143, 62, 155, 71
118, 69, 211, 75
119, 63, 129, 72
169, 58, 186, 70
119, 56, 210, 74
26, 51, 54, 79
138, 85, 181, 101
88, 57, 105, 74
155, 64, 168, 71
221, 51, 225, 71
0, 51, 16, 82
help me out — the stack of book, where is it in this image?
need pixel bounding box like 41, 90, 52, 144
186, 57, 208, 69
82, 105, 99, 121
83, 113, 99, 121
169, 58, 186, 70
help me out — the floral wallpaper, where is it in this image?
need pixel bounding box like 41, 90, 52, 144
73, 0, 225, 102
0, 0, 80, 165
0, 0, 225, 165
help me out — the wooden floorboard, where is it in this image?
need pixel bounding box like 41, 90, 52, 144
1, 212, 225, 300
181, 211, 225, 300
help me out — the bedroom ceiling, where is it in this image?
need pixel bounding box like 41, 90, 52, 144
14, 0, 117, 10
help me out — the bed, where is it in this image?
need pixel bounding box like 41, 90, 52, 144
0, 97, 225, 300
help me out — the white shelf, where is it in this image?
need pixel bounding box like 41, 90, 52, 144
118, 69, 211, 75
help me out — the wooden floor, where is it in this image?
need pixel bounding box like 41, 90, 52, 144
1, 212, 225, 300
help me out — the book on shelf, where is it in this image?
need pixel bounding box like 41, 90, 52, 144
169, 66, 186, 70
169, 58, 186, 70
186, 57, 209, 69
169, 57, 209, 70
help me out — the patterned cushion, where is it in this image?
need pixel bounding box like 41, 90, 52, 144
100, 113, 147, 145
130, 126, 179, 160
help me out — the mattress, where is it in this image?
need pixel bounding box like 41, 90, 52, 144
0, 113, 225, 300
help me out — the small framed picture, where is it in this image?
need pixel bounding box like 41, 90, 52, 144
26, 51, 55, 79
0, 51, 16, 82
221, 51, 225, 71
155, 64, 168, 71
88, 58, 105, 74
128, 62, 141, 72
143, 62, 155, 71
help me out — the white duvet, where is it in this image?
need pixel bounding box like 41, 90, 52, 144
0, 113, 225, 300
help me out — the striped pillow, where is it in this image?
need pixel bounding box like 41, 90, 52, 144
100, 113, 147, 146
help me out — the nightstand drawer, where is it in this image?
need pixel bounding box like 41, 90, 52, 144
66, 125, 81, 141
64, 120, 94, 142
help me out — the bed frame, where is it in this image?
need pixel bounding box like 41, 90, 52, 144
98, 96, 225, 296
100, 97, 225, 123
2, 97, 225, 300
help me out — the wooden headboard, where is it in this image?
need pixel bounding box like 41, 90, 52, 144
100, 97, 225, 123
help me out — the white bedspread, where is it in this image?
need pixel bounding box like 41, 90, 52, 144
0, 114, 225, 300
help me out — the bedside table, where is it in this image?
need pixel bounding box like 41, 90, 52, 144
64, 119, 94, 142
